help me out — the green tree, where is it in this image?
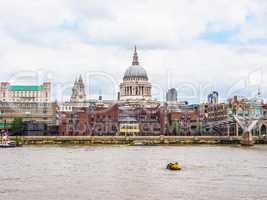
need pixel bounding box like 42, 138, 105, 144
197, 122, 206, 135
169, 121, 181, 135
11, 117, 24, 136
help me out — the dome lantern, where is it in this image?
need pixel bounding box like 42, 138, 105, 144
123, 46, 148, 81
132, 46, 139, 66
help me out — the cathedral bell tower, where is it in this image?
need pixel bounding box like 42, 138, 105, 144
70, 75, 86, 102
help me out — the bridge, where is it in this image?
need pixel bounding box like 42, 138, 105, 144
204, 114, 262, 146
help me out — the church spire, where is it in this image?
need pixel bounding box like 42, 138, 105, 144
132, 46, 139, 65
78, 74, 83, 82
70, 76, 86, 102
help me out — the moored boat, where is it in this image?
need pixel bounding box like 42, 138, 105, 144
129, 140, 158, 146
0, 141, 17, 148
0, 130, 18, 148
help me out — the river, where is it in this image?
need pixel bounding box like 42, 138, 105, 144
0, 145, 267, 200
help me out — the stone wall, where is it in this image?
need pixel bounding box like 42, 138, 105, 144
10, 135, 267, 145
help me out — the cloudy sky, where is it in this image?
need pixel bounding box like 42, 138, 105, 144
1, 0, 267, 103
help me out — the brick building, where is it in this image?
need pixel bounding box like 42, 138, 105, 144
118, 105, 163, 136
58, 103, 165, 136
59, 104, 119, 136
168, 111, 201, 136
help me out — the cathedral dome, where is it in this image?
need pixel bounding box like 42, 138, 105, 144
123, 46, 148, 81
123, 65, 148, 80
119, 46, 152, 101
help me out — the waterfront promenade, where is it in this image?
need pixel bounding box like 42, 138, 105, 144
11, 135, 267, 145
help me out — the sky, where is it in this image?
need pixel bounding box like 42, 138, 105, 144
1, 0, 267, 103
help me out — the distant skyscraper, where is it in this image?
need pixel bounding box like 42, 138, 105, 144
208, 91, 219, 104
70, 75, 86, 102
166, 88, 178, 102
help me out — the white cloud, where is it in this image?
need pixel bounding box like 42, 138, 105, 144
0, 0, 267, 102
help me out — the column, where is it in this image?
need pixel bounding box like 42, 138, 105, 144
236, 123, 239, 136
227, 123, 230, 137
133, 87, 136, 96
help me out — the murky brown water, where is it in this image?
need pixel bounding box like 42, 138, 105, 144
0, 145, 267, 200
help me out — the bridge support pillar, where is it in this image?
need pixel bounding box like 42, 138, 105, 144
241, 131, 254, 146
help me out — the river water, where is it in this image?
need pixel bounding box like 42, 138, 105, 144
0, 145, 267, 200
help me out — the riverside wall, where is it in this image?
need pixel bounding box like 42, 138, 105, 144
10, 135, 267, 145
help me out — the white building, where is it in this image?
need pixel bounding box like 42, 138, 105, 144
0, 82, 51, 103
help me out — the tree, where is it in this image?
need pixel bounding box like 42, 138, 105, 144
169, 121, 181, 135
11, 117, 24, 136
197, 122, 206, 136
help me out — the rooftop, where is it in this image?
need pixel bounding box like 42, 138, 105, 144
8, 85, 44, 91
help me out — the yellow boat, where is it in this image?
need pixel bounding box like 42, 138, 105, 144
167, 162, 181, 171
